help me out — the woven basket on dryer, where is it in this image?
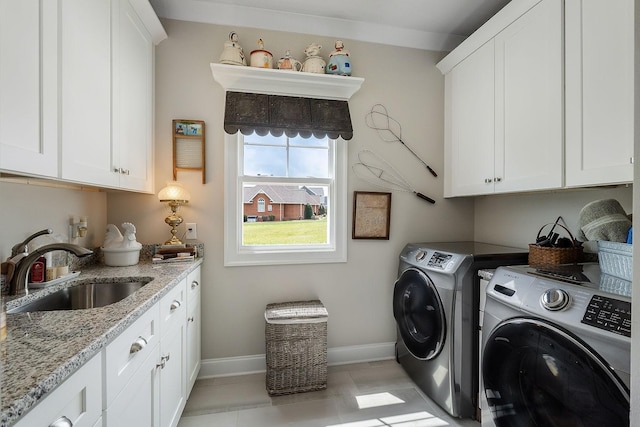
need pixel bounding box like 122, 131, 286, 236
528, 222, 583, 266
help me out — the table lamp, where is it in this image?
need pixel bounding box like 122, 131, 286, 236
158, 181, 191, 245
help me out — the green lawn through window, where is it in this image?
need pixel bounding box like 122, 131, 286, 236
243, 218, 328, 245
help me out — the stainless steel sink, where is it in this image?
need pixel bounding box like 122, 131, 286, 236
7, 279, 152, 313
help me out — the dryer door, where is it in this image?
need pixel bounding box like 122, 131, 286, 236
393, 267, 446, 360
483, 318, 629, 427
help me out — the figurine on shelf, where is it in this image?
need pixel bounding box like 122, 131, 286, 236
302, 43, 326, 74
219, 31, 246, 66
250, 38, 273, 68
277, 50, 302, 71
326, 40, 352, 76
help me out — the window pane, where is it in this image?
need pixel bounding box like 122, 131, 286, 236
244, 145, 286, 176
244, 132, 286, 146
289, 147, 329, 178
290, 135, 329, 147
242, 184, 328, 246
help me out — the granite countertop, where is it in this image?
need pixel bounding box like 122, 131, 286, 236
1, 258, 203, 427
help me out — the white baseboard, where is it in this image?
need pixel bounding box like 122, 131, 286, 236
198, 342, 396, 379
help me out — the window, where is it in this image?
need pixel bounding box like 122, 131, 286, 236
224, 132, 347, 266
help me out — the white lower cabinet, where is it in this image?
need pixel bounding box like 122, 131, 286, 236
13, 266, 202, 427
158, 279, 187, 427
186, 267, 202, 395
105, 343, 160, 426
14, 353, 103, 427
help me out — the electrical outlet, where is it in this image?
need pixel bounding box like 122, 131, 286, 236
186, 223, 197, 240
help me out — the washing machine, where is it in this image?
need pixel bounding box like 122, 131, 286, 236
481, 264, 631, 426
393, 242, 528, 419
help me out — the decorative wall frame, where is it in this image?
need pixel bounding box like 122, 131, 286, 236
173, 119, 205, 183
352, 191, 391, 240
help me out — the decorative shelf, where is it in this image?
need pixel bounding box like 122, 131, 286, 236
210, 63, 364, 100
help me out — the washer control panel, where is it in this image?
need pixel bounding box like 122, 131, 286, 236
582, 295, 631, 338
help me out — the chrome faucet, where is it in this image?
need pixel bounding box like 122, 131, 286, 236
10, 228, 53, 258
8, 243, 93, 295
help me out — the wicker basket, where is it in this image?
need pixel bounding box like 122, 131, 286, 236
597, 240, 632, 281
529, 223, 583, 266
265, 300, 328, 395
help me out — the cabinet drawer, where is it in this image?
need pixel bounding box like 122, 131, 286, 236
105, 305, 160, 404
159, 278, 186, 336
15, 352, 102, 427
186, 267, 201, 305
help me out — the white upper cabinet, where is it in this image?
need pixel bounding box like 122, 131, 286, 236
440, 0, 562, 197
444, 41, 496, 196
493, 0, 562, 194
0, 0, 58, 177
62, 0, 159, 192
1, 0, 164, 193
564, 0, 634, 187
439, 0, 633, 197
60, 0, 116, 187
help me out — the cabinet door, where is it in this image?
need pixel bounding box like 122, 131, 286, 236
60, 0, 117, 187
14, 353, 102, 427
160, 319, 186, 427
0, 0, 58, 177
494, 0, 563, 193
114, 0, 154, 192
444, 40, 495, 197
186, 267, 202, 395
106, 344, 160, 427
565, 0, 634, 187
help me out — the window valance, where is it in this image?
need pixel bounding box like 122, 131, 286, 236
224, 91, 354, 140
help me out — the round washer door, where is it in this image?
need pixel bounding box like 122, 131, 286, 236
483, 318, 629, 427
393, 267, 446, 360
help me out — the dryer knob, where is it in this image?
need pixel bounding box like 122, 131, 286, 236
416, 250, 427, 261
541, 289, 570, 311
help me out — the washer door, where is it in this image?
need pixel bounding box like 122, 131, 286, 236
393, 267, 446, 360
483, 318, 629, 427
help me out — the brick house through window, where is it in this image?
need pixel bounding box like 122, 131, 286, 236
244, 185, 324, 221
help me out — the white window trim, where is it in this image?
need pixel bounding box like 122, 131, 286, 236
224, 132, 348, 266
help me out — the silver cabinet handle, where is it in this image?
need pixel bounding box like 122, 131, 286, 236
188, 316, 195, 323
494, 177, 502, 182
170, 300, 182, 312
156, 353, 170, 369
129, 336, 148, 354
191, 280, 199, 289
484, 178, 493, 183
50, 415, 73, 427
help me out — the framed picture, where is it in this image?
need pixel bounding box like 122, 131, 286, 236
352, 191, 391, 240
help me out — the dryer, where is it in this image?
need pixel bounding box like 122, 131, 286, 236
481, 264, 631, 426
393, 242, 527, 419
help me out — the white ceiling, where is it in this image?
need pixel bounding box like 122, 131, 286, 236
149, 0, 512, 51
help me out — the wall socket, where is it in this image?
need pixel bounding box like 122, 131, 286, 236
186, 223, 197, 240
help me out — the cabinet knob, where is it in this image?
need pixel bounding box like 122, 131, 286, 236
129, 336, 148, 354
121, 168, 130, 175
191, 280, 199, 289
50, 415, 73, 427
170, 300, 182, 312
188, 316, 195, 323
485, 178, 493, 183
494, 177, 502, 182
157, 353, 170, 369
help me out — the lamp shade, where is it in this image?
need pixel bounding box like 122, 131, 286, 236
158, 181, 191, 202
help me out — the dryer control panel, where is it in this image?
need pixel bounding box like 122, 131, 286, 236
427, 252, 453, 269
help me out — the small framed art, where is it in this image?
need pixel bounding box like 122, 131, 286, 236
352, 191, 391, 240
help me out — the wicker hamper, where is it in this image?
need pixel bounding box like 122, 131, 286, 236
265, 300, 328, 395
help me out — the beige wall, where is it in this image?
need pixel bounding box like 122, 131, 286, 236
107, 19, 475, 360
0, 181, 107, 258
2, 17, 634, 370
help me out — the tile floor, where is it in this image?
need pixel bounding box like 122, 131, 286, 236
178, 360, 481, 427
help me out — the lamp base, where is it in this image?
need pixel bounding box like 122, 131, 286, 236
164, 236, 184, 246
